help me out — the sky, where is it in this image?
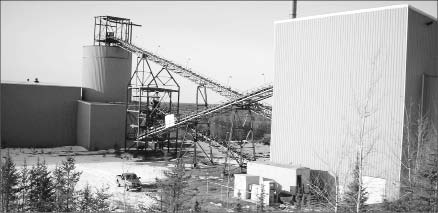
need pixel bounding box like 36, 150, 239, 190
1, 1, 436, 103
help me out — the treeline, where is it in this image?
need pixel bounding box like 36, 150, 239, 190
0, 155, 111, 212
209, 112, 271, 142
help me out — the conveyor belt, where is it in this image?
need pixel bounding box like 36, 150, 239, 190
137, 84, 273, 139
112, 37, 272, 119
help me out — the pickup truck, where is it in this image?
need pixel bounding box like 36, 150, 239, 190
116, 173, 142, 191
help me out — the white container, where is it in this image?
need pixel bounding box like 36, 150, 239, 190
233, 174, 259, 199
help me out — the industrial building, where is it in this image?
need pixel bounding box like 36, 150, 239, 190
1, 47, 131, 150
1, 83, 81, 147
77, 45, 132, 150
1, 31, 132, 150
266, 5, 437, 202
1, 15, 272, 155
1, 4, 437, 205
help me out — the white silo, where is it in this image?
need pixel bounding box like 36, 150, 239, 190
82, 45, 132, 103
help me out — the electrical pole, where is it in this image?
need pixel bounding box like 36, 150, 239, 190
290, 0, 297, 19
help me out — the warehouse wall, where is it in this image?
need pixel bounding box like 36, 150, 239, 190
1, 83, 81, 147
77, 101, 91, 149
424, 76, 438, 155
400, 8, 438, 189
271, 5, 411, 200
405, 8, 438, 104
76, 101, 125, 150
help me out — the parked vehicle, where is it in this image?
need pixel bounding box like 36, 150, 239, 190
116, 173, 142, 191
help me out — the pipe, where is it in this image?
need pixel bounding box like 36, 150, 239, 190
292, 0, 297, 19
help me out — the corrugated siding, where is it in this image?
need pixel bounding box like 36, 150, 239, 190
405, 8, 438, 111
1, 83, 81, 147
271, 6, 409, 200
89, 102, 126, 150
77, 101, 92, 149
402, 9, 438, 191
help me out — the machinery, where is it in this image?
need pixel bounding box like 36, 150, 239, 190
92, 16, 273, 168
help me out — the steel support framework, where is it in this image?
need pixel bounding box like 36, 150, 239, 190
112, 37, 272, 119
192, 85, 214, 167
223, 105, 256, 173
138, 84, 273, 139
91, 16, 272, 164
93, 16, 140, 46
125, 54, 180, 152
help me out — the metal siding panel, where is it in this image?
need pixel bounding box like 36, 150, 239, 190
1, 84, 81, 147
405, 9, 438, 108
76, 101, 92, 149
82, 46, 132, 103
272, 7, 409, 200
402, 9, 438, 193
89, 102, 126, 150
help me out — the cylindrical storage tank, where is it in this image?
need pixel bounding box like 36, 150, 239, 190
82, 46, 132, 103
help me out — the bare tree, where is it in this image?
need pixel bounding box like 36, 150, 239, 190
385, 101, 438, 212
149, 158, 192, 212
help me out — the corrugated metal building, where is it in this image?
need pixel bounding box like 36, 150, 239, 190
76, 101, 125, 150
271, 5, 437, 200
1, 45, 132, 150
1, 83, 81, 147
82, 46, 132, 103
77, 45, 131, 150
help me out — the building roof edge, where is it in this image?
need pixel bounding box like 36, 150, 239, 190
275, 4, 412, 24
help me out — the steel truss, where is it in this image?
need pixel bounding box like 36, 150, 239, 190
112, 37, 272, 119
91, 16, 272, 164
140, 84, 272, 167
224, 105, 256, 171
125, 54, 180, 152
93, 16, 140, 46
192, 85, 214, 167
138, 84, 273, 139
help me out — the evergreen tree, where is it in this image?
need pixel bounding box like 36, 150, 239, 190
406, 147, 438, 212
53, 156, 82, 212
194, 200, 201, 212
28, 158, 55, 212
342, 159, 368, 212
257, 183, 266, 212
80, 184, 92, 211
17, 159, 30, 212
77, 183, 93, 212
152, 158, 192, 212
93, 185, 111, 212
384, 110, 437, 212
383, 150, 437, 212
76, 183, 111, 212
423, 151, 438, 212
235, 191, 243, 212
0, 153, 19, 212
